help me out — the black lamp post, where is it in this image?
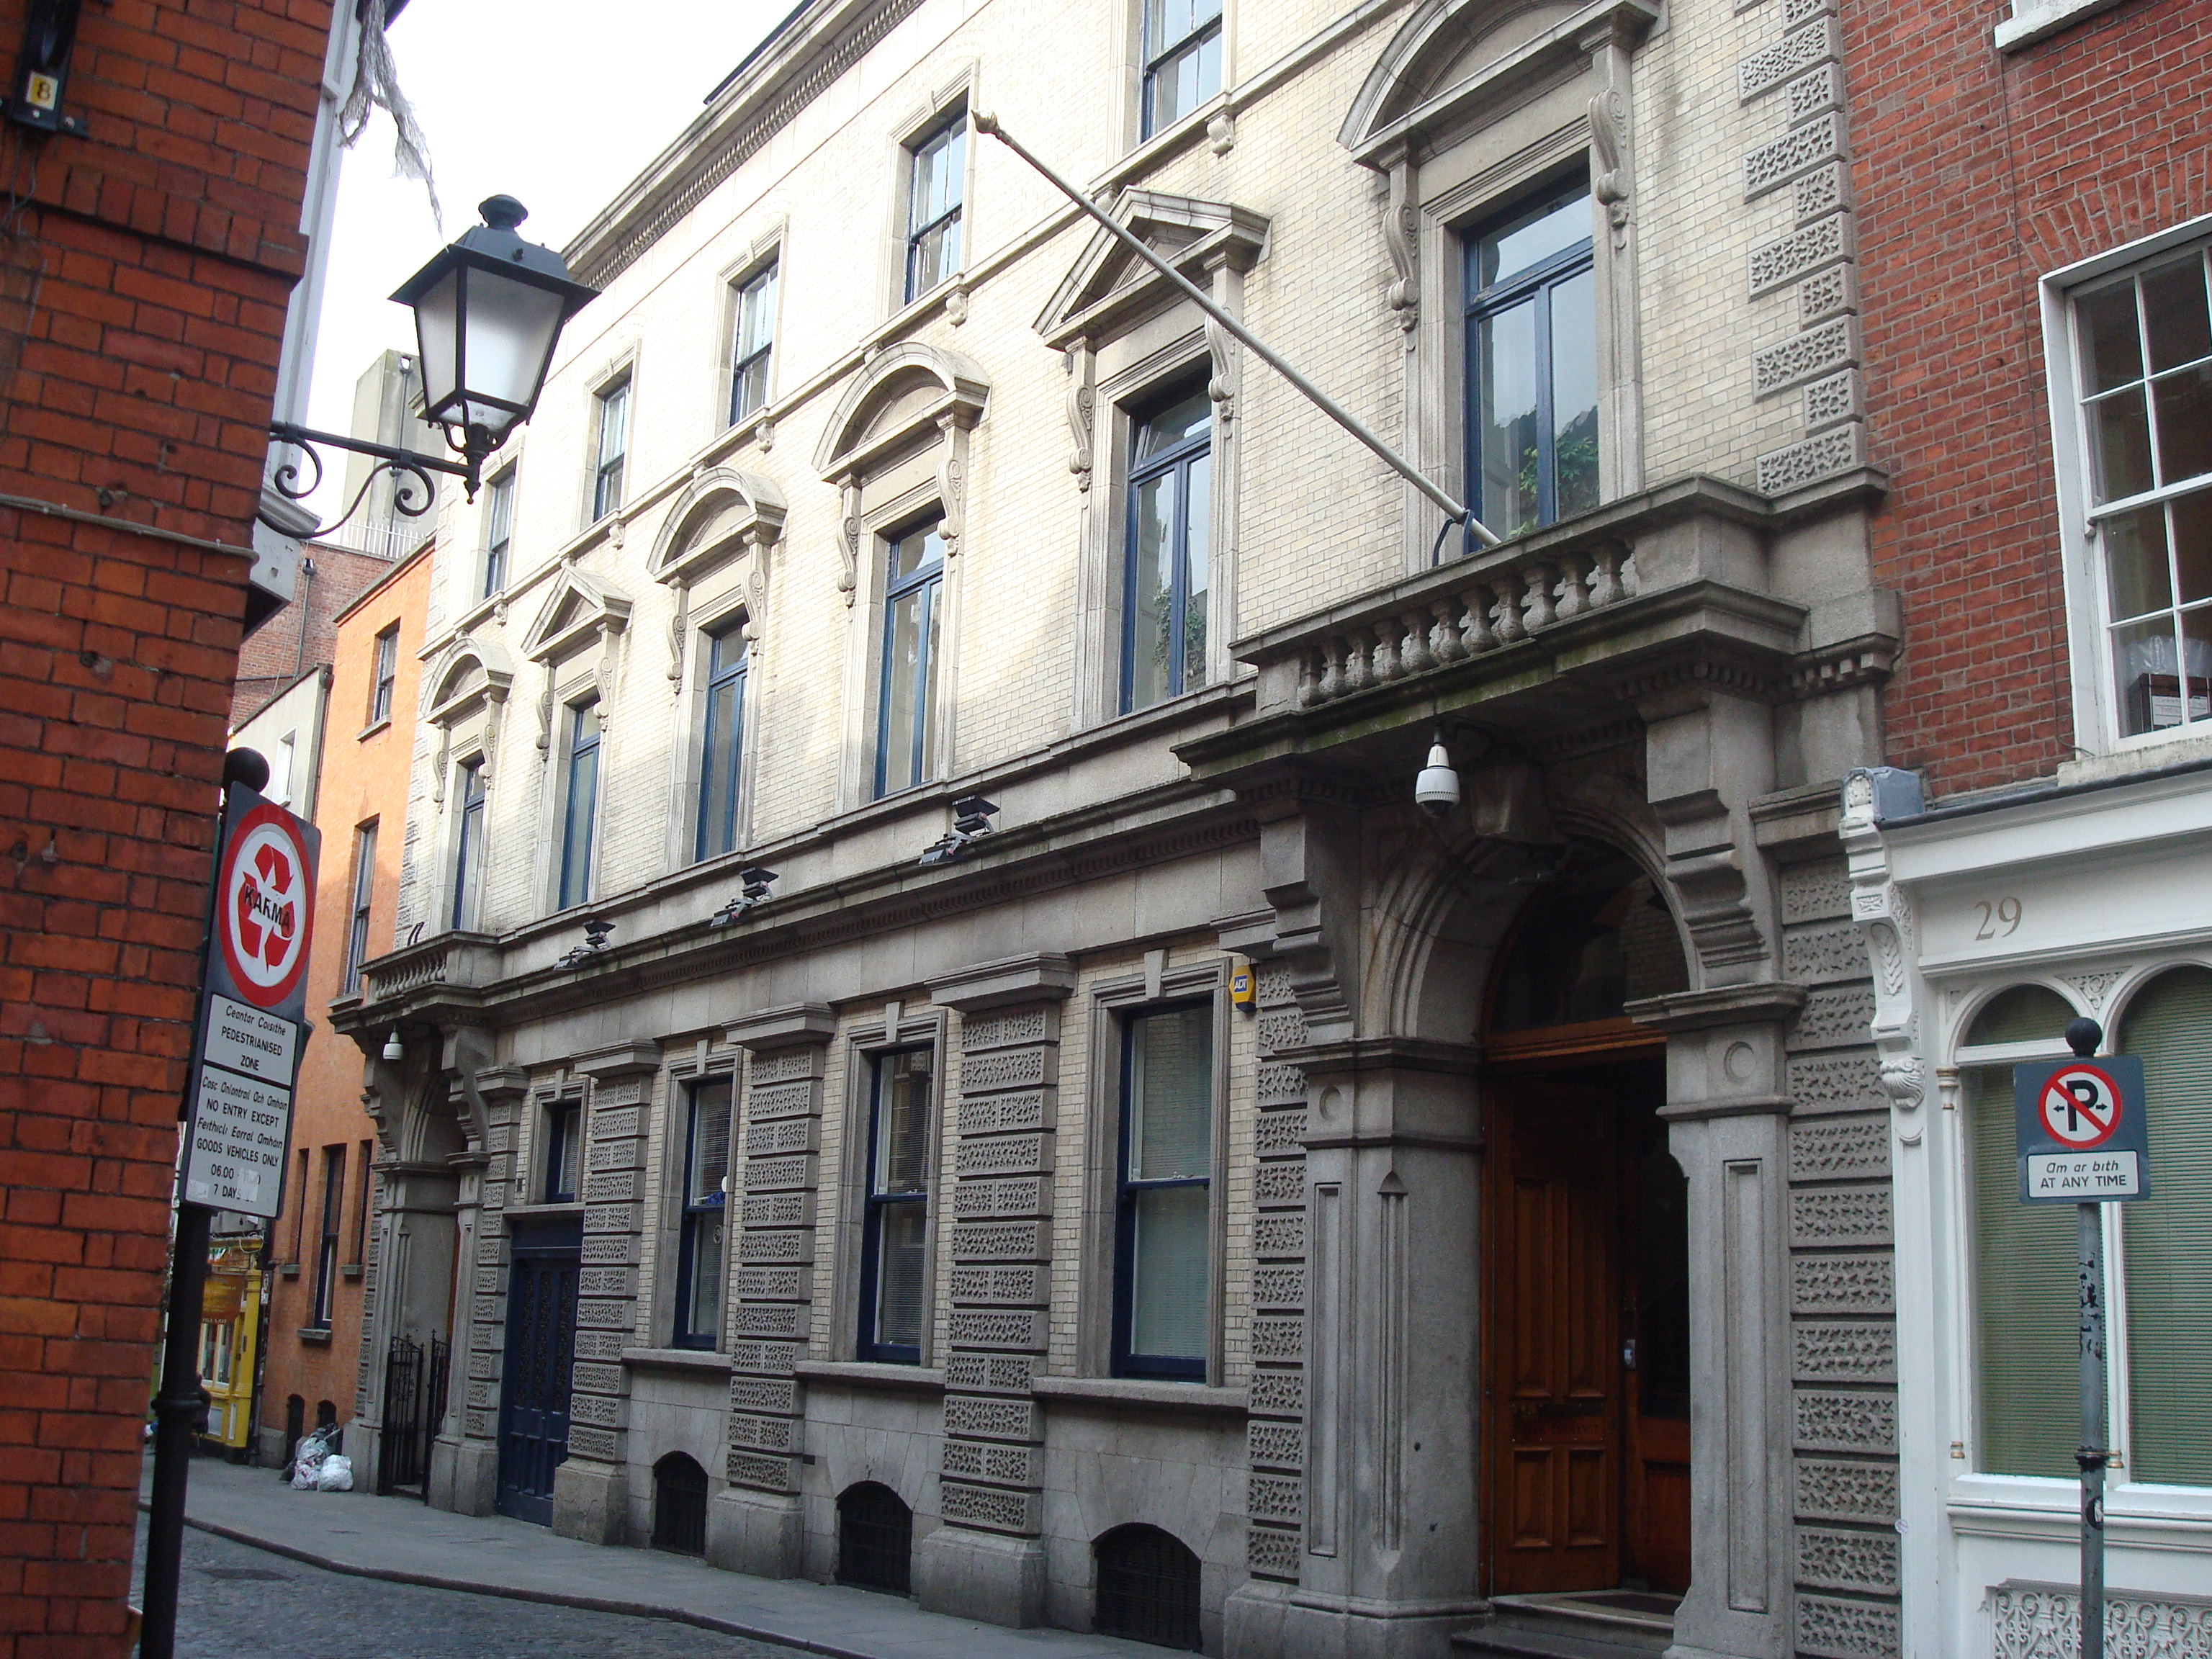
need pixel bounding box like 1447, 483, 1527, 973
261, 194, 598, 536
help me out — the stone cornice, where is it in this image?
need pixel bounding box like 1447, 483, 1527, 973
1625, 983, 1807, 1031
1272, 1035, 1484, 1076
573, 1041, 661, 1079
925, 953, 1078, 1012
725, 1003, 837, 1051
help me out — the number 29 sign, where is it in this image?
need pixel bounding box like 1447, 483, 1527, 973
2013, 1056, 2152, 1203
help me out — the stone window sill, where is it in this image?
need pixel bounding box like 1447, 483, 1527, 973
1994, 0, 2127, 50
623, 1346, 732, 1375
792, 1359, 946, 1394
356, 719, 390, 742
1031, 1376, 1247, 1416
296, 1326, 331, 1345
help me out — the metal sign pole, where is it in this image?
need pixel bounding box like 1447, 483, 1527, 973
2077, 1197, 2107, 1659
140, 748, 281, 1659
138, 1200, 212, 1659
140, 755, 252, 1659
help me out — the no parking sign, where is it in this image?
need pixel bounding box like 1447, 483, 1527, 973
2014, 1056, 2152, 1202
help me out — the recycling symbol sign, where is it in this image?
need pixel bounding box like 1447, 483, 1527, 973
215, 801, 315, 1012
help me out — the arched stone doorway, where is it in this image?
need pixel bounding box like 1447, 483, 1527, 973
1480, 843, 1691, 1601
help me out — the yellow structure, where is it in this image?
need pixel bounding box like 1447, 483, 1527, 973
197, 1239, 261, 1456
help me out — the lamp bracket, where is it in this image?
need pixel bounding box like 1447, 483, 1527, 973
260, 421, 480, 540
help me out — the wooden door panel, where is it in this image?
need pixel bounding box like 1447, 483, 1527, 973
1565, 1448, 1609, 1547
1487, 1079, 1620, 1594
1510, 1449, 1555, 1547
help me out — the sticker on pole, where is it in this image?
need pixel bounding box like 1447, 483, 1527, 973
211, 796, 318, 1020
2015, 1055, 2151, 1203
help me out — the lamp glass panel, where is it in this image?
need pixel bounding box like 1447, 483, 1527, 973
458, 266, 567, 433
412, 270, 461, 416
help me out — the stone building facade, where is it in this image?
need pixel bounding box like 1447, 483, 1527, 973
331, 0, 1912, 1653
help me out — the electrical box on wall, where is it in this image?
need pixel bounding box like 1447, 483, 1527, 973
7, 0, 86, 136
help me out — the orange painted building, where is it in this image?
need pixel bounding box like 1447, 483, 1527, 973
257, 538, 433, 1471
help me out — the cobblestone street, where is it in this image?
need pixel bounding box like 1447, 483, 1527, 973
132, 1523, 807, 1659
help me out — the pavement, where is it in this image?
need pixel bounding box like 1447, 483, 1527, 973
143, 1455, 1164, 1659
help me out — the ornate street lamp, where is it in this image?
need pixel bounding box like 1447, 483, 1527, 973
261, 194, 598, 536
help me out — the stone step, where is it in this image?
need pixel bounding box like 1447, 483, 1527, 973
1450, 1591, 1678, 1659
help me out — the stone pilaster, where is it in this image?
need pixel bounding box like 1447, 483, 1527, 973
438, 1062, 525, 1514
553, 1042, 657, 1542
916, 954, 1076, 1628
715, 1004, 835, 1576
1244, 963, 1308, 1585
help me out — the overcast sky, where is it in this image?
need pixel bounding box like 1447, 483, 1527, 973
301, 0, 791, 517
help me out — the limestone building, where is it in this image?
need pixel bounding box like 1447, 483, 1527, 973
332, 0, 1904, 1652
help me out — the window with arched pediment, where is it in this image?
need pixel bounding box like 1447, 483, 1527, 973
1341, 0, 1655, 566
646, 470, 783, 866
421, 637, 515, 937
814, 343, 989, 807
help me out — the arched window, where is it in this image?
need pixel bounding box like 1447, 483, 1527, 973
650, 1452, 709, 1555
1965, 983, 2074, 1046
836, 1482, 912, 1594
1959, 983, 2080, 1478
1963, 968, 2212, 1487
1488, 845, 1687, 1033
1094, 1523, 1201, 1650
2115, 966, 2212, 1485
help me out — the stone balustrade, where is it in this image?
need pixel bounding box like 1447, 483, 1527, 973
359, 932, 500, 1004
1295, 542, 1640, 709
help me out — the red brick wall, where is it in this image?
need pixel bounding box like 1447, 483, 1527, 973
231, 547, 394, 727
1845, 0, 2212, 799
0, 0, 333, 1653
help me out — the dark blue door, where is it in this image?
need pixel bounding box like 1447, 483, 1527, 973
497, 1221, 579, 1524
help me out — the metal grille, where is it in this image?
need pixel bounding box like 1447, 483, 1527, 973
835, 1482, 912, 1594
650, 1455, 709, 1556
377, 1336, 451, 1495
1094, 1524, 1202, 1650
379, 1339, 425, 1491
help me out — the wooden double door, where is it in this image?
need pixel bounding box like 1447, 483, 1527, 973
1484, 1058, 1691, 1596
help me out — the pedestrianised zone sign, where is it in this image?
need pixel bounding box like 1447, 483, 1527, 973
181, 786, 318, 1218
2013, 1056, 2152, 1203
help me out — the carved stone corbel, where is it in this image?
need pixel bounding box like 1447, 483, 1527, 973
936, 411, 974, 554
535, 665, 555, 756
1204, 315, 1238, 431
743, 523, 774, 629
1590, 88, 1632, 252
1066, 341, 1095, 493
1651, 787, 1767, 971
1841, 770, 1925, 1128
836, 477, 860, 605
1382, 148, 1419, 340
667, 577, 690, 689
